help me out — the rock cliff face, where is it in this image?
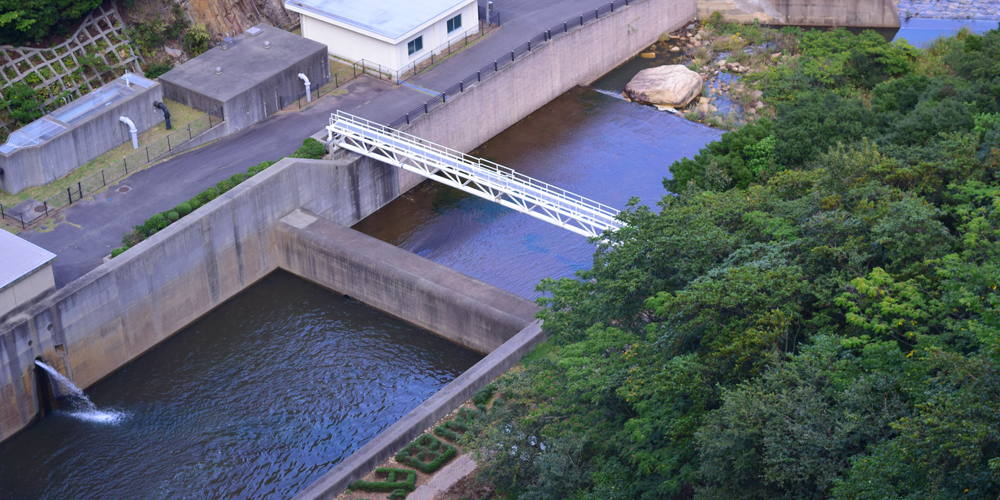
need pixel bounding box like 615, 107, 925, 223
184, 0, 298, 38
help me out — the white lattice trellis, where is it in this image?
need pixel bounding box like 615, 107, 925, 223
0, 2, 143, 138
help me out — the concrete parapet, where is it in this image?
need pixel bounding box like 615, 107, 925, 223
697, 0, 900, 28
276, 210, 538, 354
0, 155, 400, 442
400, 0, 696, 162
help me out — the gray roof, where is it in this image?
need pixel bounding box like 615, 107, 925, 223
286, 0, 469, 40
0, 230, 56, 289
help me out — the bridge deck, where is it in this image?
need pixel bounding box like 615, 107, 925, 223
326, 111, 623, 238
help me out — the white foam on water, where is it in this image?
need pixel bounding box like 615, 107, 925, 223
35, 361, 127, 425
68, 410, 129, 425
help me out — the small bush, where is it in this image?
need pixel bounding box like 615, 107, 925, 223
247, 160, 276, 176
229, 173, 247, 185
184, 23, 211, 56
395, 434, 458, 474
434, 419, 469, 442
472, 383, 496, 407
144, 62, 173, 79
388, 489, 408, 499
291, 138, 327, 159
144, 213, 166, 233
216, 179, 235, 193
167, 211, 180, 222
175, 202, 193, 216
110, 247, 128, 258
350, 468, 416, 493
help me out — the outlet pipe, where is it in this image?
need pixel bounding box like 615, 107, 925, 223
153, 101, 172, 130
298, 73, 312, 102
119, 116, 138, 149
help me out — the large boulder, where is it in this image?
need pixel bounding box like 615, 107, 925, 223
624, 65, 703, 108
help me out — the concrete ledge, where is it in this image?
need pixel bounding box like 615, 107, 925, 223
276, 210, 539, 354
291, 319, 546, 500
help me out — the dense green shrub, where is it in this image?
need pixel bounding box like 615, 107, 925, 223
1, 82, 43, 127
229, 173, 247, 185
291, 138, 327, 159
434, 419, 469, 442
472, 383, 496, 407
167, 211, 179, 222
350, 468, 416, 493
0, 0, 101, 43
175, 202, 192, 216
216, 179, 235, 193
388, 489, 408, 499
144, 62, 173, 80
183, 23, 210, 56
395, 434, 457, 474
465, 24, 1000, 500
110, 246, 128, 258
247, 160, 276, 176
144, 213, 166, 233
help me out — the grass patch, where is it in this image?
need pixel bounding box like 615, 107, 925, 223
0, 99, 206, 208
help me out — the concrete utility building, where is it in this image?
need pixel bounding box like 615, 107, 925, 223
0, 230, 55, 319
284, 0, 478, 74
158, 24, 329, 132
0, 74, 163, 195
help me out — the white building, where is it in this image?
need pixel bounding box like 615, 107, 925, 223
285, 0, 479, 74
0, 230, 55, 319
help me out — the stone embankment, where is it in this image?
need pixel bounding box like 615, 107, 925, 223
897, 0, 1000, 20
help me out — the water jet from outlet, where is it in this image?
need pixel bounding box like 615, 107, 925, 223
33, 360, 127, 424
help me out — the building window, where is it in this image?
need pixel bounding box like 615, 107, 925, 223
447, 14, 462, 34
407, 36, 423, 56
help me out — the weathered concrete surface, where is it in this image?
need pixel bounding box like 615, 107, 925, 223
409, 455, 478, 500
277, 210, 538, 354
0, 78, 164, 195
698, 0, 901, 28
400, 0, 697, 193
159, 24, 328, 132
0, 156, 398, 443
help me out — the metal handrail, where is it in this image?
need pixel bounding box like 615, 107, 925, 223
329, 111, 622, 237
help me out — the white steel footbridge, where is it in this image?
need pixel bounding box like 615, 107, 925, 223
326, 111, 623, 238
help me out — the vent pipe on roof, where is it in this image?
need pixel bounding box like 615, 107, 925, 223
119, 116, 138, 149
298, 73, 312, 103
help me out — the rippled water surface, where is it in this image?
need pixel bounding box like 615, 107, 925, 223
354, 86, 722, 298
0, 272, 481, 500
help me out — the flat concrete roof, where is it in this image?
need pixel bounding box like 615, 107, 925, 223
285, 0, 469, 41
157, 24, 327, 103
0, 230, 56, 289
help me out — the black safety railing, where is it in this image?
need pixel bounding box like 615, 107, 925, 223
1, 107, 225, 229
388, 0, 642, 128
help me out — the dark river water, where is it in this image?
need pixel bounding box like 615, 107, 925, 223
0, 54, 723, 499
355, 86, 721, 298
0, 272, 481, 500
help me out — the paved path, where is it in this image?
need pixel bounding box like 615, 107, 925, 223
18, 0, 647, 287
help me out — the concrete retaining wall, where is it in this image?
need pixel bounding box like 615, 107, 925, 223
0, 155, 400, 443
0, 81, 164, 195
398, 0, 696, 167
698, 0, 900, 28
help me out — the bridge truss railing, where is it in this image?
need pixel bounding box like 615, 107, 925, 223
328, 111, 623, 238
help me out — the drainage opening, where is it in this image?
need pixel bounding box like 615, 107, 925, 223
34, 357, 57, 418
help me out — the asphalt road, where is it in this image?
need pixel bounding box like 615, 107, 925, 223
17, 0, 651, 287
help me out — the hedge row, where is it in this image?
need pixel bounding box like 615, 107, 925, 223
434, 419, 469, 443
111, 138, 325, 258
349, 467, 416, 493
395, 434, 457, 474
